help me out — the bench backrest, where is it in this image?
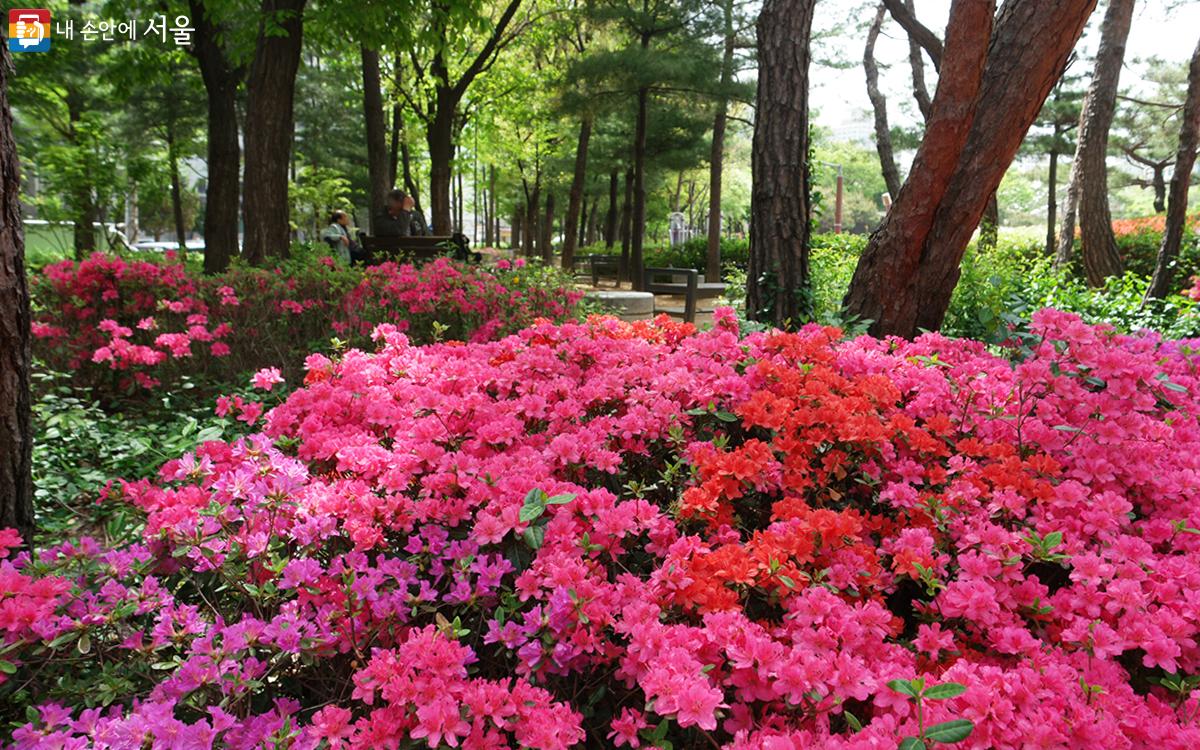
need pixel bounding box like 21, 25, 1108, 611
643, 267, 698, 294
587, 254, 620, 286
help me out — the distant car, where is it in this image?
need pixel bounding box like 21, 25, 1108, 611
129, 239, 206, 254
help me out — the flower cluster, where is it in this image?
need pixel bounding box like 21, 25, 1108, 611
30, 252, 583, 394
6, 308, 1200, 748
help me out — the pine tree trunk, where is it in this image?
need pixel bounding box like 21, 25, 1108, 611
1072, 0, 1135, 286
189, 0, 242, 274
66, 97, 96, 259
1056, 164, 1080, 266
605, 169, 619, 248
846, 0, 1096, 336
631, 81, 650, 291
168, 131, 187, 257
746, 0, 817, 326
0, 40, 33, 546
865, 2, 903, 200
905, 0, 934, 120
1046, 141, 1059, 255
1145, 36, 1200, 301
620, 169, 633, 281
241, 0, 306, 266
541, 192, 555, 265
586, 198, 599, 246
512, 207, 522, 251
707, 0, 736, 284
979, 192, 999, 250
361, 45, 390, 230
562, 117, 592, 270
1152, 165, 1167, 213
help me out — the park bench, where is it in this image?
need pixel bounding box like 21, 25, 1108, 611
587, 254, 621, 287
355, 233, 476, 266
642, 267, 726, 324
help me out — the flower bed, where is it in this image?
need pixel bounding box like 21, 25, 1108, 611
4, 309, 1200, 748
30, 252, 582, 393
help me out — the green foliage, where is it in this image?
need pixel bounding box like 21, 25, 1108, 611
30, 367, 256, 544
942, 235, 1200, 342
289, 166, 356, 239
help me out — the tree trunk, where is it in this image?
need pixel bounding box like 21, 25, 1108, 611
241, 0, 307, 266
168, 130, 188, 257
1067, 0, 1135, 286
1152, 164, 1167, 213
979, 192, 999, 250
865, 2, 904, 200
523, 185, 539, 258
605, 169, 619, 248
1145, 36, 1200, 301
905, 0, 934, 120
1055, 163, 1080, 266
512, 206, 522, 251
562, 116, 592, 269
361, 45, 390, 231
489, 165, 497, 246
189, 0, 242, 274
0, 40, 33, 546
746, 0, 817, 326
400, 136, 422, 213
65, 97, 96, 259
541, 191, 556, 265
707, 0, 736, 284
1046, 139, 1059, 255
620, 168, 633, 281
586, 198, 599, 246
631, 80, 650, 291
456, 170, 465, 233
846, 0, 1096, 337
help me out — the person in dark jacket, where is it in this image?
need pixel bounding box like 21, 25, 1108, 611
374, 189, 414, 237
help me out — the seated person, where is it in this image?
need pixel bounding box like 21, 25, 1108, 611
320, 210, 355, 263
375, 189, 416, 237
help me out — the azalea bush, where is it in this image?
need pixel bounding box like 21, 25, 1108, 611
5, 309, 1200, 748
29, 251, 584, 395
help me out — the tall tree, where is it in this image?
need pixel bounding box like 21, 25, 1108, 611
188, 0, 243, 274
361, 45, 391, 228
706, 0, 741, 283
1027, 71, 1083, 254
0, 38, 33, 546
746, 0, 817, 326
865, 2, 903, 200
241, 0, 308, 266
400, 0, 526, 234
845, 0, 1097, 337
1145, 37, 1200, 301
1056, 0, 1136, 285
561, 116, 592, 269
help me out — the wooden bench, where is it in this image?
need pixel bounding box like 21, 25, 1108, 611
642, 267, 726, 323
356, 234, 474, 266
587, 254, 621, 287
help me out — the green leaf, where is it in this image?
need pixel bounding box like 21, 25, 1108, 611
150, 661, 178, 671
924, 719, 974, 744
923, 682, 967, 701
519, 503, 545, 523
898, 737, 926, 750
715, 410, 738, 422
1042, 531, 1063, 550
844, 710, 862, 732
887, 679, 919, 698
76, 633, 91, 654
545, 493, 576, 506
0, 660, 16, 674
523, 525, 545, 550
778, 575, 796, 589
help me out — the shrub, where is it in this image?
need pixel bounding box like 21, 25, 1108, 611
6, 310, 1200, 747
30, 251, 583, 395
